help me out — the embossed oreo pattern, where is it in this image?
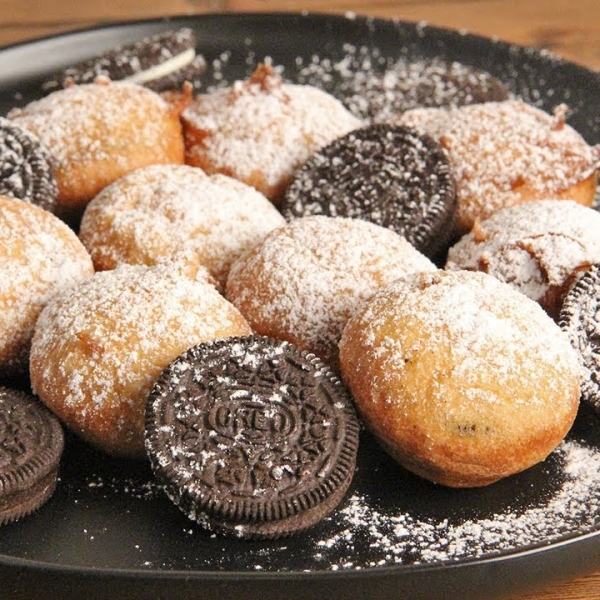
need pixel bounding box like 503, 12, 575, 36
281, 124, 457, 260
0, 386, 64, 524
145, 336, 359, 537
0, 117, 58, 212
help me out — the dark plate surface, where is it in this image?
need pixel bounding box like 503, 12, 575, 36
1, 12, 600, 600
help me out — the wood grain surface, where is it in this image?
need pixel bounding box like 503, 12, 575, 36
1, 0, 599, 70
0, 1, 599, 599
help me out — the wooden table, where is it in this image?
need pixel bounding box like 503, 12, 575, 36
1, 0, 599, 71
0, 1, 599, 599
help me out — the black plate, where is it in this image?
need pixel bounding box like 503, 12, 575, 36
1, 12, 600, 600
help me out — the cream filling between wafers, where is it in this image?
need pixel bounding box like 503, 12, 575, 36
126, 48, 196, 84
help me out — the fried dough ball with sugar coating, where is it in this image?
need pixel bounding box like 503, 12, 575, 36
394, 100, 599, 233
8, 80, 185, 222
182, 64, 362, 204
446, 200, 600, 319
79, 164, 285, 288
225, 216, 436, 366
339, 270, 580, 488
30, 250, 251, 459
0, 195, 93, 378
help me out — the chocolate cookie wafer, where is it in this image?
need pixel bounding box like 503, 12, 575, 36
0, 386, 64, 524
281, 123, 457, 260
0, 117, 58, 212
42, 28, 206, 93
559, 264, 600, 414
145, 336, 359, 539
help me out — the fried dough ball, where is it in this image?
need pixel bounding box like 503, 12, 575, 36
225, 216, 436, 366
79, 164, 285, 288
394, 100, 599, 233
446, 200, 600, 319
8, 80, 185, 221
339, 270, 580, 487
30, 251, 251, 458
182, 64, 362, 204
0, 195, 93, 378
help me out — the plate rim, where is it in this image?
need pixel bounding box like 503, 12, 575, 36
1, 516, 600, 579
1, 11, 600, 598
1, 10, 599, 76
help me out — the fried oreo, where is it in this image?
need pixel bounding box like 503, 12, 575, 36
281, 124, 457, 260
145, 336, 359, 539
559, 264, 600, 414
0, 117, 58, 212
42, 28, 206, 93
0, 386, 64, 524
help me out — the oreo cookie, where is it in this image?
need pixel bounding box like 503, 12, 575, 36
0, 386, 64, 524
42, 28, 206, 93
145, 336, 359, 539
339, 57, 509, 123
281, 123, 457, 260
0, 117, 58, 212
559, 264, 600, 414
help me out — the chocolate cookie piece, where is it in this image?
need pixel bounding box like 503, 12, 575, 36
0, 386, 64, 524
145, 336, 359, 539
42, 28, 206, 93
0, 117, 58, 212
339, 57, 509, 123
559, 264, 600, 414
281, 124, 457, 260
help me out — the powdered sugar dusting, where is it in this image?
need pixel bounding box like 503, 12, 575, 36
226, 216, 435, 364
0, 196, 93, 373
342, 269, 579, 400
304, 51, 509, 123
79, 164, 285, 287
59, 427, 600, 572
447, 200, 600, 314
7, 80, 182, 206
394, 100, 598, 231
318, 439, 600, 568
8, 81, 173, 167
182, 65, 362, 200
29, 255, 251, 457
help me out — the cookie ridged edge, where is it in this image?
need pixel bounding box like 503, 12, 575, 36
559, 264, 600, 413
145, 335, 360, 538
